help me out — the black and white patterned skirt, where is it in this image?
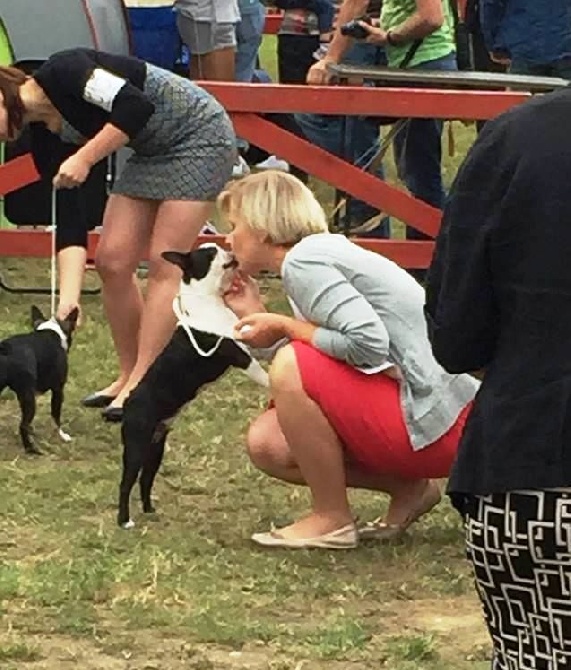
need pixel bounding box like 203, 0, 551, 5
464, 491, 571, 669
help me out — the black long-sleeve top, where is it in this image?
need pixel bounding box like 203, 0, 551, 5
29, 48, 156, 251
425, 88, 571, 500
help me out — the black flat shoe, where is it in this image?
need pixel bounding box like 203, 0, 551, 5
82, 392, 117, 408
101, 406, 123, 423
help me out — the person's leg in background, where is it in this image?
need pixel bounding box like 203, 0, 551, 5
176, 14, 237, 80
234, 1, 266, 172
510, 59, 571, 80
275, 31, 321, 183
392, 52, 457, 240
235, 1, 265, 83
295, 43, 390, 237
469, 20, 506, 132
342, 42, 389, 238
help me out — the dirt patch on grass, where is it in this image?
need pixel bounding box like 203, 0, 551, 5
0, 597, 489, 670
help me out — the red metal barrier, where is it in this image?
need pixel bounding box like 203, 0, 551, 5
0, 230, 435, 269
264, 11, 282, 34
0, 27, 532, 268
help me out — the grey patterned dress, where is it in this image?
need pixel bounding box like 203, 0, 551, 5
60, 64, 236, 201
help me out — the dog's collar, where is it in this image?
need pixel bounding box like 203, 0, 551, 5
36, 319, 68, 351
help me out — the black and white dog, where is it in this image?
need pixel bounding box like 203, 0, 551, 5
118, 243, 268, 528
0, 305, 79, 454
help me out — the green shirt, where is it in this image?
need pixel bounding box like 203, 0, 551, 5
381, 0, 455, 68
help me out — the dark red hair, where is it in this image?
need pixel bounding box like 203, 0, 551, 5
0, 66, 27, 137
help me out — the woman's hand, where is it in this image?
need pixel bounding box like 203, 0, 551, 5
53, 153, 92, 189
234, 313, 290, 349
223, 273, 265, 319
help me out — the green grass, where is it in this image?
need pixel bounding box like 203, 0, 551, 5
0, 268, 490, 669
0, 36, 489, 670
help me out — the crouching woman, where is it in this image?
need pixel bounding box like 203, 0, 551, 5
220, 171, 478, 549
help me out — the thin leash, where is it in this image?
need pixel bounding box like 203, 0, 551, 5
172, 293, 224, 357
192, 17, 204, 80
50, 188, 57, 318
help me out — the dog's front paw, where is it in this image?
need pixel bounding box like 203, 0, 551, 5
58, 428, 72, 442
120, 519, 135, 530
25, 446, 43, 456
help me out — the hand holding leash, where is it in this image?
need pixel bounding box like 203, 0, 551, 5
53, 153, 91, 189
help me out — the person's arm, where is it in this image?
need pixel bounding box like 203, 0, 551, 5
424, 120, 509, 374
54, 124, 129, 189
386, 0, 445, 43
326, 0, 369, 62
306, 0, 369, 82
360, 0, 444, 46
56, 246, 87, 320
283, 255, 391, 370
41, 50, 155, 187
29, 124, 90, 318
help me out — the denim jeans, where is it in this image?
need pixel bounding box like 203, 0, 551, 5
295, 43, 390, 237
510, 59, 571, 81
235, 2, 265, 83
393, 51, 457, 240
235, 2, 265, 151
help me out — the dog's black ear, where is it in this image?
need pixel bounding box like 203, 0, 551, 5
162, 251, 191, 274
187, 246, 218, 281
64, 307, 80, 331
58, 307, 80, 342
31, 305, 46, 328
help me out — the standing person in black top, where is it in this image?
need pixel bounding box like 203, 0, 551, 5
0, 48, 236, 421
425, 90, 571, 669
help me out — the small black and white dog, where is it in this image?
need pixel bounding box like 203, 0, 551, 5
0, 305, 79, 454
118, 243, 268, 528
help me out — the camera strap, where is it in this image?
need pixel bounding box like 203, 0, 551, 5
396, 38, 424, 68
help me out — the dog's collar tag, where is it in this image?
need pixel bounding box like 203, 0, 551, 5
36, 319, 68, 351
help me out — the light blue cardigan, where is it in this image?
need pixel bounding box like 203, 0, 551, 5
259, 233, 479, 450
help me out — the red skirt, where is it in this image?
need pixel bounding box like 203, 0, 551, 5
291, 341, 471, 480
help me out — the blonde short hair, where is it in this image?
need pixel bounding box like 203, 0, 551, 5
217, 170, 329, 245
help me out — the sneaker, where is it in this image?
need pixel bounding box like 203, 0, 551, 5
255, 155, 290, 172
232, 155, 251, 178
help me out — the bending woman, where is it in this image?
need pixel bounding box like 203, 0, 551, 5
220, 171, 478, 549
0, 48, 235, 421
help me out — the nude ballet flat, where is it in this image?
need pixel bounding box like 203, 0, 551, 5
358, 482, 442, 541
251, 523, 358, 550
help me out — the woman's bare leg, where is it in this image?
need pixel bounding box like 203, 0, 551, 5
94, 195, 157, 397
190, 48, 236, 81
248, 407, 440, 527
109, 199, 212, 408
265, 345, 356, 539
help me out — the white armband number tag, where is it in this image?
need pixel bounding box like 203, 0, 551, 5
83, 68, 127, 112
